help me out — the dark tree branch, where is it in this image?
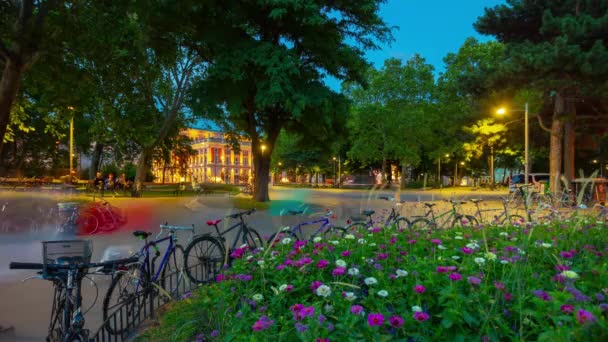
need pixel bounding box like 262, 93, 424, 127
535, 114, 551, 133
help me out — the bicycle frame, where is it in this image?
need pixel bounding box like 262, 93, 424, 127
211, 216, 252, 252
424, 202, 461, 227
291, 216, 332, 239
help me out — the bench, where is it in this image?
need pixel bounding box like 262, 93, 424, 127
144, 184, 184, 196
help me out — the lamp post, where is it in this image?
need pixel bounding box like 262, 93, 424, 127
67, 106, 75, 182
332, 157, 336, 187
438, 154, 449, 188
497, 102, 529, 186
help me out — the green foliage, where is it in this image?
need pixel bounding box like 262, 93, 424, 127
462, 119, 508, 161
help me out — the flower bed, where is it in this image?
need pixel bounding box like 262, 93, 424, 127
139, 219, 608, 341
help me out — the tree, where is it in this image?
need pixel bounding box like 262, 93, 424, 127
462, 119, 508, 187
476, 0, 608, 193
183, 0, 391, 202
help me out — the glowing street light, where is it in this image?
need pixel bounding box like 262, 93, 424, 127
261, 144, 267, 153
496, 102, 529, 185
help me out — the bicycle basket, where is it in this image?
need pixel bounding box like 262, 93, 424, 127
43, 240, 92, 273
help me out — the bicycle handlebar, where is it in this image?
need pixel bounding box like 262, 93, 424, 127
9, 256, 139, 271
226, 208, 256, 219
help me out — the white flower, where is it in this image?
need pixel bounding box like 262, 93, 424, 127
348, 268, 360, 276
343, 292, 357, 301
281, 226, 291, 231
377, 290, 388, 297
499, 232, 509, 237
466, 242, 480, 249
281, 237, 292, 245
455, 231, 463, 235
500, 260, 510, 264
454, 236, 464, 240
357, 239, 367, 244
510, 237, 518, 242
252, 294, 264, 302
278, 284, 288, 292
452, 256, 461, 260
344, 234, 356, 240
412, 305, 423, 312
395, 269, 408, 277
336, 259, 347, 267
364, 277, 378, 286
246, 255, 254, 261
313, 236, 322, 243
316, 285, 332, 297
485, 252, 497, 261
474, 257, 486, 266
324, 304, 334, 313
561, 270, 579, 279
257, 260, 265, 268
240, 244, 248, 249
437, 244, 447, 250
330, 240, 340, 245
368, 243, 377, 247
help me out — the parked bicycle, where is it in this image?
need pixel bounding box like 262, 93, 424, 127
469, 198, 526, 225
102, 224, 193, 335
80, 198, 127, 234
267, 208, 346, 244
343, 196, 410, 233
10, 240, 137, 342
183, 208, 262, 284
408, 200, 477, 230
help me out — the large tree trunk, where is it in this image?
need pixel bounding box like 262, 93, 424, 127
89, 142, 104, 180
381, 157, 387, 184
132, 148, 153, 197
251, 140, 273, 202
550, 92, 566, 194
563, 109, 576, 184
0, 60, 25, 158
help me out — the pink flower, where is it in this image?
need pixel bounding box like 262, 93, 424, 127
414, 285, 426, 294
317, 260, 329, 269
576, 309, 595, 324
407, 239, 417, 244
431, 239, 442, 245
494, 282, 505, 291
216, 274, 227, 282
504, 293, 513, 301
252, 315, 274, 331
468, 276, 482, 285
436, 266, 449, 273
311, 281, 323, 291
559, 251, 574, 259
301, 306, 315, 318
341, 250, 351, 257
332, 267, 346, 276
560, 304, 575, 314
413, 312, 430, 322
367, 313, 385, 326
377, 253, 388, 260
449, 273, 462, 281
461, 247, 474, 254
388, 315, 404, 328
316, 339, 330, 342
350, 305, 364, 315
556, 264, 570, 271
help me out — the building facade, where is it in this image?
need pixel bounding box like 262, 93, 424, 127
152, 128, 253, 184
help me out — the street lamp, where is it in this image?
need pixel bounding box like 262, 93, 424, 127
497, 102, 529, 186
438, 154, 450, 188
67, 106, 75, 182
332, 157, 337, 187
261, 144, 267, 153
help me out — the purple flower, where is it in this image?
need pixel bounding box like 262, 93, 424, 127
532, 290, 552, 301
301, 306, 315, 318
350, 305, 364, 315
295, 322, 307, 332
318, 314, 326, 324
252, 315, 274, 331
436, 266, 449, 273
599, 303, 608, 312
449, 273, 462, 281
210, 330, 219, 337
414, 285, 426, 294
504, 293, 513, 301
332, 267, 346, 276
377, 253, 388, 260
311, 281, 323, 291
413, 312, 430, 322
408, 239, 417, 244
388, 315, 404, 328
341, 250, 351, 257
461, 247, 474, 254
327, 323, 334, 332
317, 259, 329, 269
494, 282, 505, 291
468, 276, 482, 285
560, 251, 574, 259
367, 313, 385, 326
431, 239, 442, 245
575, 309, 595, 324
561, 304, 575, 314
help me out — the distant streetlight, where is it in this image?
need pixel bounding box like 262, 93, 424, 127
67, 106, 75, 182
261, 144, 267, 153
496, 102, 529, 185
332, 157, 337, 186
438, 154, 450, 188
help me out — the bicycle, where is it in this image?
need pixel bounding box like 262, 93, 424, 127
80, 198, 127, 233
408, 200, 478, 230
469, 198, 526, 226
183, 208, 262, 284
102, 223, 193, 335
10, 240, 137, 342
344, 195, 410, 233
267, 208, 346, 244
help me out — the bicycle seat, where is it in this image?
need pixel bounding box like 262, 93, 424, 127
206, 219, 222, 226
362, 210, 375, 216
424, 203, 436, 208
287, 210, 304, 215
133, 231, 152, 239
470, 199, 484, 204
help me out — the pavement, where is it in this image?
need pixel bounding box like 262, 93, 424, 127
0, 186, 508, 341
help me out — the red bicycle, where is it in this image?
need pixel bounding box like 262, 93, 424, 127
79, 199, 127, 234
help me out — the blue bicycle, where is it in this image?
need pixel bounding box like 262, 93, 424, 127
267, 208, 346, 245
102, 224, 194, 335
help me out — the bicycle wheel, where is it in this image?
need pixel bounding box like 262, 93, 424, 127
160, 244, 185, 296
76, 212, 99, 235
184, 235, 225, 284
322, 226, 346, 239
243, 228, 263, 249
103, 265, 149, 335
409, 218, 431, 231
394, 217, 410, 231
501, 214, 526, 226
508, 191, 523, 208
451, 215, 478, 229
